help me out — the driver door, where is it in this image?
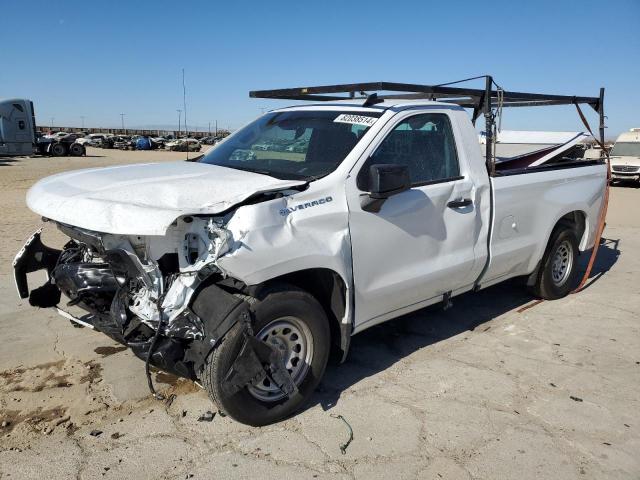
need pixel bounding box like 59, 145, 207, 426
346, 111, 480, 329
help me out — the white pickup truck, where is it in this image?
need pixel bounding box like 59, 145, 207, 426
14, 81, 607, 425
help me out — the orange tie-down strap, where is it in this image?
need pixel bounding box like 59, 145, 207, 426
572, 102, 611, 293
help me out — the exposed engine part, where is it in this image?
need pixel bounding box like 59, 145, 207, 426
14, 218, 283, 399
53, 262, 118, 313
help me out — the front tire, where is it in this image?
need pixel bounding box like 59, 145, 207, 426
531, 227, 579, 299
201, 284, 330, 426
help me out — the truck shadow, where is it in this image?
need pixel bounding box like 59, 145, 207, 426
575, 238, 620, 290
311, 237, 620, 412
0, 158, 20, 166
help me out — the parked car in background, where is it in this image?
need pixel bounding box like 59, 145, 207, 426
610, 128, 640, 183
229, 149, 257, 161
151, 136, 168, 147
166, 138, 201, 152
135, 136, 162, 150
77, 133, 107, 146
44, 131, 70, 140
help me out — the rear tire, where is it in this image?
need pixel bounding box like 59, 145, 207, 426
201, 283, 330, 426
530, 227, 579, 300
69, 143, 84, 156
50, 143, 67, 156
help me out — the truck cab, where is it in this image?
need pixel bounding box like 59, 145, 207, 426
0, 98, 36, 156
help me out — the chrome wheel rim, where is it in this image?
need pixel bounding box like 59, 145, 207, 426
551, 240, 573, 286
247, 316, 314, 402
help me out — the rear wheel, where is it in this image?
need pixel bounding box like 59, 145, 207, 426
50, 143, 67, 156
531, 227, 579, 299
69, 143, 84, 156
201, 284, 330, 426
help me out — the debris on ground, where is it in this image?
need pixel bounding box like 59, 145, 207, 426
181, 410, 187, 418
330, 413, 353, 455
89, 429, 103, 437
110, 432, 123, 439
570, 396, 584, 402
55, 416, 70, 426
197, 411, 215, 422
165, 394, 177, 408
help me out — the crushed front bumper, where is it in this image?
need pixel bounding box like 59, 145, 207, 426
13, 229, 62, 307
13, 228, 292, 397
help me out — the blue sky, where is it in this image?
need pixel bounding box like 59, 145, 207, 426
1, 0, 638, 138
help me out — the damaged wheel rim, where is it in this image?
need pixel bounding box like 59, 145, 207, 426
247, 316, 313, 402
551, 240, 573, 286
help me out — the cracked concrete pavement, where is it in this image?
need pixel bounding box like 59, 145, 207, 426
0, 150, 638, 479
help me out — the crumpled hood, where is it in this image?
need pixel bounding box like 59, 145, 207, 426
26, 161, 305, 235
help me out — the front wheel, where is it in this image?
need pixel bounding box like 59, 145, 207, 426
531, 227, 579, 299
201, 284, 330, 426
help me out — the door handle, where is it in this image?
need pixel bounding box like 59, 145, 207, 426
447, 198, 473, 209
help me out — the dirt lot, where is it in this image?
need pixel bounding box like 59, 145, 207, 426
0, 149, 639, 479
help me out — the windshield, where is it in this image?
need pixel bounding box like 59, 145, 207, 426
199, 110, 382, 180
611, 142, 640, 157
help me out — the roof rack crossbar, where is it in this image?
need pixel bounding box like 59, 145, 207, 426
249, 81, 600, 110
249, 77, 606, 180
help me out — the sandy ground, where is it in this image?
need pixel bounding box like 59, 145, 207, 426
0, 149, 638, 479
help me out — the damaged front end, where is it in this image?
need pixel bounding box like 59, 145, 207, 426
13, 217, 277, 390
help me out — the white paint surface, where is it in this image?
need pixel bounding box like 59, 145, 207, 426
26, 161, 305, 235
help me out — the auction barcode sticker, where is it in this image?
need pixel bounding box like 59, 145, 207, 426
333, 114, 378, 127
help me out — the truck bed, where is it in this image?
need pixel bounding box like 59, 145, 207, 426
481, 160, 607, 287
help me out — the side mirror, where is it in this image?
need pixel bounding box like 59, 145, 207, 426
361, 163, 411, 212
187, 153, 204, 162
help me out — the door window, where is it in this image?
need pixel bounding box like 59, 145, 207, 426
358, 113, 460, 190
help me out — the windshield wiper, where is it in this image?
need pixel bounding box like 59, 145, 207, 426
218, 164, 325, 182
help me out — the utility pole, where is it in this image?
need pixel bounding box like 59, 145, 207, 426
50, 117, 54, 130
176, 109, 182, 137
120, 113, 126, 134
182, 68, 188, 138
215, 120, 218, 137
208, 122, 211, 135
80, 116, 85, 129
